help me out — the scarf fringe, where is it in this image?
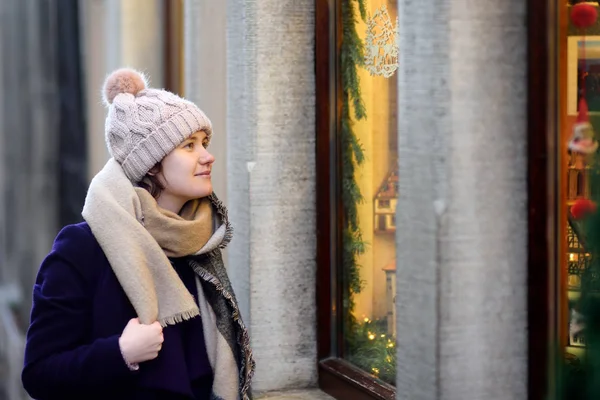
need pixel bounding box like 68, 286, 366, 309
190, 257, 255, 399
208, 193, 234, 249
158, 308, 200, 327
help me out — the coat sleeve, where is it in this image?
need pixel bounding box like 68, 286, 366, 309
21, 224, 136, 399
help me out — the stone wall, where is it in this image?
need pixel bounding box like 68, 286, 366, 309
396, 0, 528, 399
225, 0, 318, 392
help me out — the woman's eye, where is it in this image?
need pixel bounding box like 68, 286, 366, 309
185, 142, 195, 149
202, 141, 209, 148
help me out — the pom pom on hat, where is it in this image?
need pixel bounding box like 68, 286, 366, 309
102, 68, 148, 106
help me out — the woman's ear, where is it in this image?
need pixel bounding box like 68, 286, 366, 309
147, 163, 161, 177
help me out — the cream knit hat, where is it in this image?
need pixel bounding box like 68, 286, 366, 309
102, 68, 212, 182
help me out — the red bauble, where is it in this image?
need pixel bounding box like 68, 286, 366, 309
571, 3, 598, 28
571, 198, 597, 220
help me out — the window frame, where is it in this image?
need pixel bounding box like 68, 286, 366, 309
315, 0, 395, 398
526, 0, 557, 399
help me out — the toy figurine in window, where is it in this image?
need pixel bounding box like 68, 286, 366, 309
569, 98, 599, 158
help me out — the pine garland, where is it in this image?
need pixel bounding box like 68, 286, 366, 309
341, 0, 367, 311
347, 318, 397, 385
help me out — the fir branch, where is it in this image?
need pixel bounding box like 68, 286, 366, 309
341, 0, 367, 121
356, 0, 367, 22
346, 318, 396, 385
340, 0, 367, 313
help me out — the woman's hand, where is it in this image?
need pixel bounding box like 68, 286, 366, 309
118, 318, 164, 364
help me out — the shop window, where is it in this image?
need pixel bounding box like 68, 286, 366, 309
317, 0, 397, 398
547, 1, 600, 398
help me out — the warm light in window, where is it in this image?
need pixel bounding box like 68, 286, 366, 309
369, 334, 376, 340
570, 253, 575, 261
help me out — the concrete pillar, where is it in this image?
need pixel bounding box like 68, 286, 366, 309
226, 0, 317, 392
80, 0, 164, 179
396, 1, 527, 399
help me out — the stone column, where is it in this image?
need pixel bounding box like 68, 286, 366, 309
226, 0, 317, 392
396, 1, 527, 399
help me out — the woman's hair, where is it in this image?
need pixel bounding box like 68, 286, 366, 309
137, 163, 164, 198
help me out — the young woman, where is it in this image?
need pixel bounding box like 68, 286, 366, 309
21, 68, 255, 400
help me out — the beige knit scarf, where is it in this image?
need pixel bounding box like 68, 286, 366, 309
136, 188, 213, 258
82, 158, 209, 326
83, 159, 254, 400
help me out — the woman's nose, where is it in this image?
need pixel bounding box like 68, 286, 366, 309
199, 148, 215, 164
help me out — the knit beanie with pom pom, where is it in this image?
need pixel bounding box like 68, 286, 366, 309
102, 68, 212, 182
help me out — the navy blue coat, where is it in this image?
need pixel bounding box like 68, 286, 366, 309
22, 222, 214, 400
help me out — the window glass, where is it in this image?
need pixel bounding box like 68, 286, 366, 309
339, 0, 398, 385
561, 0, 600, 387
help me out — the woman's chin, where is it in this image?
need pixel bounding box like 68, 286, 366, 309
191, 186, 213, 199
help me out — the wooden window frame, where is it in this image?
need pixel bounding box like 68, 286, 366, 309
527, 0, 557, 398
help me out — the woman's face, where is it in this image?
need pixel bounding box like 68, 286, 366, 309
155, 130, 214, 212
